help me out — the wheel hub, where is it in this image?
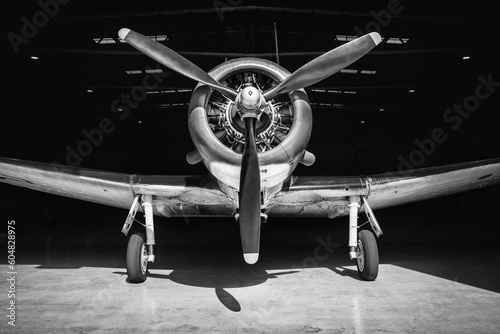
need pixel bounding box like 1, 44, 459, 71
356, 239, 365, 272
140, 244, 148, 275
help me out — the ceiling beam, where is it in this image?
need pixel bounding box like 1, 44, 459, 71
29, 48, 472, 57
54, 6, 474, 22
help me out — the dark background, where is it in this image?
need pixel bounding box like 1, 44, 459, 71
1, 1, 499, 281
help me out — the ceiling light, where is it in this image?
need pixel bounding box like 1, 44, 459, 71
409, 89, 415, 93
87, 89, 93, 93
335, 35, 357, 42
462, 56, 470, 60
30, 56, 39, 60
385, 37, 409, 44
145, 68, 163, 74
93, 37, 117, 44
117, 34, 168, 44
340, 69, 358, 74
152, 34, 168, 42
336, 35, 408, 45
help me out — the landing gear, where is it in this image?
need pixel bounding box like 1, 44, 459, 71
126, 233, 148, 283
347, 196, 382, 281
122, 195, 156, 284
356, 229, 379, 281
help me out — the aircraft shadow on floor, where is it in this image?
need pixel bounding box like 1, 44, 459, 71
3, 198, 500, 312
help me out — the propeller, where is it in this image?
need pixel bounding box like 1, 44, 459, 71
118, 28, 238, 100
263, 32, 381, 100
238, 116, 261, 264
118, 28, 381, 265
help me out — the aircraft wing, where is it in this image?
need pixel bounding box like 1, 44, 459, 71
0, 157, 235, 217
2, 157, 500, 219
267, 158, 500, 218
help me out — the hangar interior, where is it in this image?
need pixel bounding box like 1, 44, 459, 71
1, 1, 500, 333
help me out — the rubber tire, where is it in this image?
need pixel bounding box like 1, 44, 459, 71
126, 233, 148, 283
357, 229, 379, 281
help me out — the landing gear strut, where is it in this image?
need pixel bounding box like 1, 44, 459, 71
122, 195, 156, 283
348, 196, 382, 281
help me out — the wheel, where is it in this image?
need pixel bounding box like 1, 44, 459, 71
126, 233, 148, 283
356, 229, 379, 281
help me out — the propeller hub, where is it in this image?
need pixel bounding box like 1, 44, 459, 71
241, 86, 261, 110
237, 86, 266, 119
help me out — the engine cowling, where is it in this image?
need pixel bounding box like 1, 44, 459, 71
187, 58, 312, 191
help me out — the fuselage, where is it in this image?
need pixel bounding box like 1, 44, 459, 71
187, 58, 313, 202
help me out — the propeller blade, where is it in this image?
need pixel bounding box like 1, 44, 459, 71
263, 32, 382, 100
238, 117, 261, 264
118, 28, 238, 100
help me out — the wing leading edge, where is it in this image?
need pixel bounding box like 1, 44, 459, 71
0, 157, 235, 217
267, 158, 500, 218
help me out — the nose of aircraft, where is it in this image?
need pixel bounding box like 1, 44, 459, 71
240, 86, 262, 111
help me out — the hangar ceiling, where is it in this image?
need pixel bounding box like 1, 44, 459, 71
2, 0, 500, 176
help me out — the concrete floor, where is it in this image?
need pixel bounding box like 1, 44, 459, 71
1, 194, 500, 333
1, 244, 500, 333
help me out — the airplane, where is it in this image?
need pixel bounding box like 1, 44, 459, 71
1, 28, 500, 284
